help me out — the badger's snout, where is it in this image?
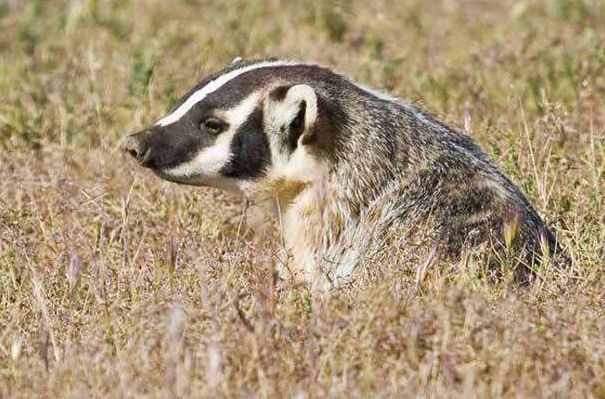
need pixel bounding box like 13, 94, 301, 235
120, 130, 153, 167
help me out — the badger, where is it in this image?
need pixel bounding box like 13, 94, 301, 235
121, 58, 566, 288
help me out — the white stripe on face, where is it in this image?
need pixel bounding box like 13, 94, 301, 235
162, 93, 261, 178
155, 60, 305, 127
163, 132, 233, 177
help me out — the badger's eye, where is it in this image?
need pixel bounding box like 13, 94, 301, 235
200, 117, 225, 135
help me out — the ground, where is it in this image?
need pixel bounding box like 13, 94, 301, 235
0, 0, 603, 398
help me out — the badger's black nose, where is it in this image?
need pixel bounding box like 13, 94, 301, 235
120, 132, 152, 166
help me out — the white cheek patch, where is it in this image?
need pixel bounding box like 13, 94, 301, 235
283, 146, 326, 183
162, 93, 261, 179
266, 113, 326, 184
155, 60, 307, 127
164, 133, 234, 177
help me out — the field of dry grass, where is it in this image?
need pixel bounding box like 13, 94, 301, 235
0, 0, 603, 397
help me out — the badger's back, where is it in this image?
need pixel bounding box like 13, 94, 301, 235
322, 80, 566, 281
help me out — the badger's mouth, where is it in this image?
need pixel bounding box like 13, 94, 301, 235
149, 167, 242, 193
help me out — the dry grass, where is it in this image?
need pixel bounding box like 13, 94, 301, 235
0, 0, 604, 398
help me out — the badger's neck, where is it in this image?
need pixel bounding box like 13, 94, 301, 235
240, 172, 355, 283
276, 177, 350, 283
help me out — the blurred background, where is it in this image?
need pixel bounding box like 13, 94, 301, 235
1, 0, 603, 149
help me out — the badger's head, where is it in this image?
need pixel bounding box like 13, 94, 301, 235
121, 59, 345, 196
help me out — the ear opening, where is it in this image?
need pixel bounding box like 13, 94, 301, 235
287, 100, 306, 152
282, 84, 318, 149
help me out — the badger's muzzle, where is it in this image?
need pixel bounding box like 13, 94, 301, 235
120, 124, 238, 189
120, 125, 207, 171
120, 130, 153, 167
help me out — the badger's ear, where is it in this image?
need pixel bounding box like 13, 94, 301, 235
270, 84, 318, 150
231, 56, 244, 64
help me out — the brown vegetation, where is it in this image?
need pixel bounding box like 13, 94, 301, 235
0, 0, 603, 397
